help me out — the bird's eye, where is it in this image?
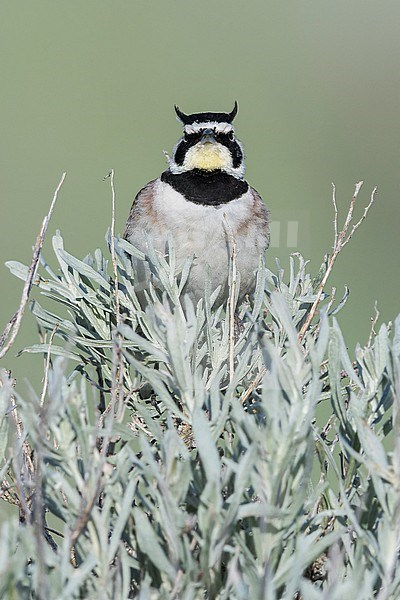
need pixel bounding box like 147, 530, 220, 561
228, 131, 234, 140
184, 131, 201, 142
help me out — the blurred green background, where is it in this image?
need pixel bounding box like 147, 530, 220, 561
1, 1, 399, 387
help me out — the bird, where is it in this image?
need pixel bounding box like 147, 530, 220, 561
123, 102, 270, 307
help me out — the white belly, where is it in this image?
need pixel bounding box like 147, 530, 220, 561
127, 179, 266, 304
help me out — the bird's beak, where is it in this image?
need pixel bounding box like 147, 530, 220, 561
201, 129, 216, 144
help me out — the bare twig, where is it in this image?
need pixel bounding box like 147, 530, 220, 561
107, 169, 121, 326
70, 338, 124, 548
298, 182, 376, 342
332, 183, 338, 248
341, 187, 376, 249
70, 170, 124, 549
1, 478, 20, 505
106, 170, 124, 407
224, 214, 238, 383
239, 367, 266, 405
69, 485, 99, 547
33, 452, 48, 598
108, 169, 125, 419
10, 400, 35, 476
320, 413, 337, 440
7, 387, 35, 525
39, 324, 59, 406
0, 312, 17, 349
326, 287, 337, 315
171, 568, 184, 598
70, 380, 118, 547
31, 346, 61, 565
367, 301, 380, 348
240, 183, 376, 404
0, 373, 21, 506
0, 172, 66, 359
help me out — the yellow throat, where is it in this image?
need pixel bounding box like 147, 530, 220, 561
183, 142, 232, 171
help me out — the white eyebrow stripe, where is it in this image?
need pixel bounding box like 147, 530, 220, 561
184, 122, 234, 134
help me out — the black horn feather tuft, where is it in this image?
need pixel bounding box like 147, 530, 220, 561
174, 105, 192, 125
227, 101, 238, 123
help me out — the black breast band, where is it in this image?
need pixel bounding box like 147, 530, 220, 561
161, 169, 249, 206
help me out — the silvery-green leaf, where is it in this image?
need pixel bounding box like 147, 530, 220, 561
332, 318, 363, 389
0, 375, 12, 464
192, 408, 221, 489
57, 248, 109, 287
116, 235, 146, 260
296, 294, 321, 303
133, 507, 176, 581
18, 344, 82, 361
5, 260, 30, 282
108, 479, 137, 561
329, 285, 350, 316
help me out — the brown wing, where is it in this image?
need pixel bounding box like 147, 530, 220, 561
123, 178, 158, 241
250, 187, 270, 251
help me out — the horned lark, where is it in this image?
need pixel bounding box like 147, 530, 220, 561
124, 103, 270, 305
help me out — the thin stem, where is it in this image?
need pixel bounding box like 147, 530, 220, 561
367, 301, 380, 348
240, 367, 266, 405
39, 324, 59, 406
109, 169, 121, 326
241, 182, 376, 403
298, 182, 376, 342
223, 214, 238, 384
70, 170, 124, 548
0, 173, 66, 359
332, 182, 338, 248
341, 186, 377, 248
